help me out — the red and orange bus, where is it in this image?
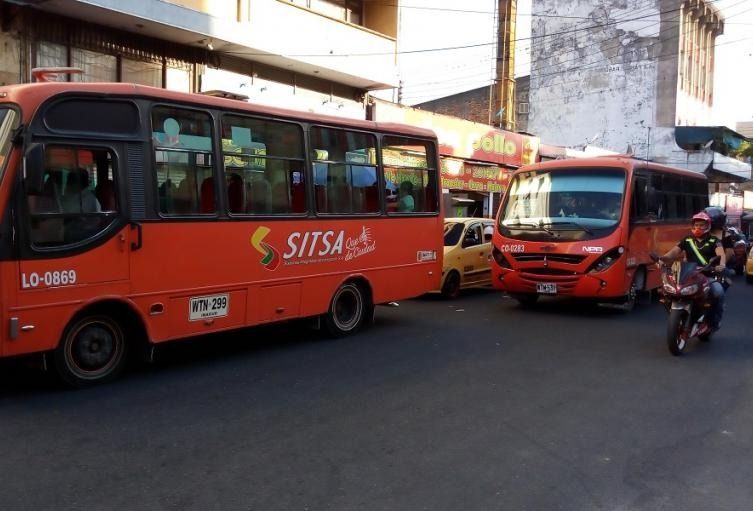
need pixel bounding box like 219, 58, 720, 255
0, 81, 442, 385
491, 156, 708, 307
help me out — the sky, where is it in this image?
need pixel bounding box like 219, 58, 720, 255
393, 0, 753, 133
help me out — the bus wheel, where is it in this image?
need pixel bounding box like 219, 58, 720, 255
324, 282, 366, 337
622, 268, 645, 312
54, 315, 127, 387
441, 271, 461, 299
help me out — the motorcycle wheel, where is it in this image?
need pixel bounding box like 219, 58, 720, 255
667, 308, 687, 356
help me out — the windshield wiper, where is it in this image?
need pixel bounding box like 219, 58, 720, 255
503, 221, 555, 235
540, 220, 594, 235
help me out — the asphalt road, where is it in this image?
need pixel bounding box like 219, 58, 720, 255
2, 277, 753, 511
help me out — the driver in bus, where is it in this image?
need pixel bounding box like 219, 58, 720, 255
658, 211, 726, 332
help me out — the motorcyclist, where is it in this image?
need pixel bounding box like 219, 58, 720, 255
704, 206, 735, 270
659, 211, 726, 331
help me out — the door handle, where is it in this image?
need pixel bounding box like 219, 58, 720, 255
130, 222, 143, 251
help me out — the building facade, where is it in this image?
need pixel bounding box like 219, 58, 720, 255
0, 0, 400, 118
412, 86, 492, 127
528, 0, 724, 157
371, 98, 540, 218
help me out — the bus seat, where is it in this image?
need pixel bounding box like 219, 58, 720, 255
227, 174, 243, 213
200, 176, 215, 213
365, 185, 379, 213
95, 179, 116, 211
270, 181, 289, 213
291, 182, 305, 213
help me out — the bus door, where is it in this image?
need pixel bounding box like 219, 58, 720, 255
18, 144, 131, 299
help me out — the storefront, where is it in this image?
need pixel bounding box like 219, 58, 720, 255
370, 98, 540, 218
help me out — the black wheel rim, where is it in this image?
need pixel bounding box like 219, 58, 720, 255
333, 286, 362, 331
66, 321, 123, 378
445, 273, 460, 297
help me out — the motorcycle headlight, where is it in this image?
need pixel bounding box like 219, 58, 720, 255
663, 283, 677, 295
680, 284, 699, 296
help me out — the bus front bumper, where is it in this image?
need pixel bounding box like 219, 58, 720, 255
492, 267, 625, 299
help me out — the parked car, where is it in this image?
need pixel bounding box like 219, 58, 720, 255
438, 218, 495, 298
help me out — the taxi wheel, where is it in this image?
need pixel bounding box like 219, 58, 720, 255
746, 274, 753, 284
54, 315, 127, 387
441, 271, 461, 299
324, 282, 366, 337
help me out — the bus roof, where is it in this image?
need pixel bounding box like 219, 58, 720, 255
0, 81, 437, 139
517, 155, 707, 180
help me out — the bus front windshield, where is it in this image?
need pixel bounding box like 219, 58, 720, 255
0, 108, 17, 181
499, 167, 626, 241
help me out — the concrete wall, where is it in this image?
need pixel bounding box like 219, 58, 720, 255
0, 32, 21, 86
164, 0, 238, 20
75, 0, 398, 88
528, 0, 670, 157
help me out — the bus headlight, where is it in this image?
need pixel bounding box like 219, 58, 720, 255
586, 247, 623, 273
492, 246, 511, 268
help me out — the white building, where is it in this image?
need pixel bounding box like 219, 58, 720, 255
0, 0, 400, 119
527, 0, 749, 181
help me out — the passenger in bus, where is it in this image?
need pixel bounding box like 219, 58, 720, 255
398, 181, 415, 212
557, 194, 580, 218
597, 196, 621, 220
62, 169, 101, 213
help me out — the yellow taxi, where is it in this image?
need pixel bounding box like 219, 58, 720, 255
746, 244, 753, 284
438, 218, 496, 298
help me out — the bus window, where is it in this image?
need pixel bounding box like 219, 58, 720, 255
222, 115, 306, 215
152, 107, 215, 215
311, 127, 378, 214
382, 136, 438, 214
26, 146, 118, 247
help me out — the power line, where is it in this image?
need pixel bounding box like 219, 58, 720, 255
402, 1, 748, 100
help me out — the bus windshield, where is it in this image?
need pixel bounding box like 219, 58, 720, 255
0, 108, 17, 181
499, 167, 626, 240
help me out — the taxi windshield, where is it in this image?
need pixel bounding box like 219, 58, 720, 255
499, 167, 626, 241
444, 222, 464, 246
0, 108, 17, 182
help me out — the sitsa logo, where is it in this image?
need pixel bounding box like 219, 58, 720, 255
252, 226, 376, 270
285, 230, 345, 259
251, 226, 281, 271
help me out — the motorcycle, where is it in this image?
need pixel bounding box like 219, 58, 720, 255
653, 255, 726, 356
731, 238, 748, 275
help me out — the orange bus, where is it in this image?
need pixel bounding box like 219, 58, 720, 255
0, 81, 442, 386
491, 156, 708, 307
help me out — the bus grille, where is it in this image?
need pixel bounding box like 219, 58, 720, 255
519, 273, 581, 295
511, 253, 586, 264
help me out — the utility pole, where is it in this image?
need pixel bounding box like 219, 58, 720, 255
492, 0, 517, 131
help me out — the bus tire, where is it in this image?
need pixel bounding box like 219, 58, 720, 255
622, 268, 644, 312
440, 271, 461, 299
324, 282, 366, 337
54, 315, 127, 387
667, 309, 687, 356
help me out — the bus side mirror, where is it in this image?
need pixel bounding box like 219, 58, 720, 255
24, 143, 45, 195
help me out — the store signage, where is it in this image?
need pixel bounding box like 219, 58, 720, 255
441, 159, 512, 193
372, 99, 540, 167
